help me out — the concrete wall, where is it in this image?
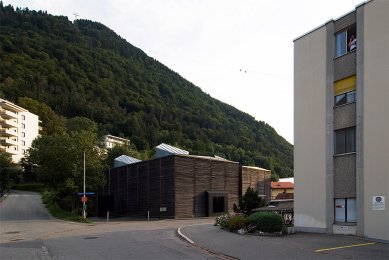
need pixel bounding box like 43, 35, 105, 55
294, 26, 328, 232
362, 0, 389, 242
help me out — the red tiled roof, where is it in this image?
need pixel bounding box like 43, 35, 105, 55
275, 193, 294, 200
271, 181, 294, 189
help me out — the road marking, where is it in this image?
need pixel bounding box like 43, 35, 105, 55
315, 242, 376, 252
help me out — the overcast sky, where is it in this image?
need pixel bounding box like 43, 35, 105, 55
4, 0, 366, 143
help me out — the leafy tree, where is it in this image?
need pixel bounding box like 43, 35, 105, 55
17, 97, 66, 135
104, 144, 142, 168
0, 150, 13, 194
238, 187, 264, 215
27, 131, 105, 211
66, 116, 98, 134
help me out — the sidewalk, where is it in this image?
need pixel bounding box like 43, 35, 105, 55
179, 224, 389, 259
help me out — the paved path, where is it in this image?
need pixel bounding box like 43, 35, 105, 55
180, 223, 389, 260
0, 190, 51, 221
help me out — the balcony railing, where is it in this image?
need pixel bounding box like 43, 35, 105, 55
0, 128, 18, 137
1, 138, 18, 146
0, 109, 19, 119
0, 119, 18, 128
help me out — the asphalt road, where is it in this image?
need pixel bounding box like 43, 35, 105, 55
181, 224, 389, 260
0, 190, 52, 221
0, 191, 216, 259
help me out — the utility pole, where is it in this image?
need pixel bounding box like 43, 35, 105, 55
83, 151, 86, 219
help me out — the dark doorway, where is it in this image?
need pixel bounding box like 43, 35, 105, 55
206, 191, 228, 217
213, 196, 225, 213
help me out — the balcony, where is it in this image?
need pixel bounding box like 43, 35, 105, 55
1, 137, 18, 146
0, 109, 18, 119
0, 128, 18, 137
5, 146, 18, 155
0, 119, 18, 128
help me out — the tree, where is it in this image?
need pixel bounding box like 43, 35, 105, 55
28, 130, 105, 212
0, 150, 13, 194
238, 187, 264, 215
17, 97, 66, 135
104, 144, 141, 168
66, 116, 98, 134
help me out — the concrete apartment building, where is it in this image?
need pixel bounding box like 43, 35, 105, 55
102, 134, 130, 149
294, 0, 388, 242
0, 99, 40, 163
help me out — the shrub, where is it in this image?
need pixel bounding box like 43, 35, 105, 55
247, 212, 283, 233
227, 215, 247, 232
238, 187, 264, 215
215, 212, 230, 228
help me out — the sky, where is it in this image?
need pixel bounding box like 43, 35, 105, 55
4, 0, 366, 144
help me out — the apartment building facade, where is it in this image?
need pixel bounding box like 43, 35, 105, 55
102, 134, 130, 149
0, 99, 40, 163
294, 0, 388, 242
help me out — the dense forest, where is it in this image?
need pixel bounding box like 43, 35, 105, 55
0, 3, 293, 178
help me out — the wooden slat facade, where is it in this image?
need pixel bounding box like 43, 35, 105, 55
174, 156, 240, 218
101, 155, 242, 218
240, 166, 271, 205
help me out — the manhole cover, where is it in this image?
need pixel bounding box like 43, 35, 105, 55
5, 231, 20, 234
84, 236, 98, 240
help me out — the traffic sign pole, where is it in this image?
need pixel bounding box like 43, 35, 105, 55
83, 151, 86, 219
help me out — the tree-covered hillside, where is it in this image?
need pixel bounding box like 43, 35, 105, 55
0, 4, 293, 177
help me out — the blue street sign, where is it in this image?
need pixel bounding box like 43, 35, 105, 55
77, 192, 95, 196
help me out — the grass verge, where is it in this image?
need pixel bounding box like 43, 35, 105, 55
41, 191, 91, 223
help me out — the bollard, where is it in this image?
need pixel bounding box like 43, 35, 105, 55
107, 211, 110, 222
148, 211, 150, 221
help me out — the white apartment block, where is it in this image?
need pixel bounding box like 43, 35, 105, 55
294, 0, 388, 242
0, 99, 40, 163
103, 134, 130, 149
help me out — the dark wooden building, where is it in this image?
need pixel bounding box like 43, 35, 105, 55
240, 166, 271, 205
99, 155, 240, 218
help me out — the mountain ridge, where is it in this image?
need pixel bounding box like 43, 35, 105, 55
0, 3, 293, 177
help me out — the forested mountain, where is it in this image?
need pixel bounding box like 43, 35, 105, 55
0, 3, 293, 178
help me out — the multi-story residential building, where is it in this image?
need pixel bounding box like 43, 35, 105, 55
294, 0, 388, 242
0, 99, 40, 163
102, 134, 130, 149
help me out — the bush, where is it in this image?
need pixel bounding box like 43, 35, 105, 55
227, 215, 247, 232
238, 187, 264, 215
215, 212, 230, 228
247, 212, 283, 233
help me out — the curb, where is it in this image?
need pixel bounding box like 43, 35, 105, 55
0, 192, 9, 203
177, 226, 194, 244
176, 223, 239, 260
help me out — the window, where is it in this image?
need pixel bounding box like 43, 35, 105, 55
21, 115, 26, 120
21, 132, 25, 137
21, 123, 25, 129
335, 127, 356, 154
335, 198, 356, 223
335, 90, 356, 106
22, 140, 25, 146
335, 27, 356, 57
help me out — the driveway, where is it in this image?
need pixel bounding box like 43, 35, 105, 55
180, 223, 389, 259
0, 190, 52, 221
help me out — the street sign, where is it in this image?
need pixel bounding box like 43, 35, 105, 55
81, 196, 87, 203
77, 192, 95, 196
